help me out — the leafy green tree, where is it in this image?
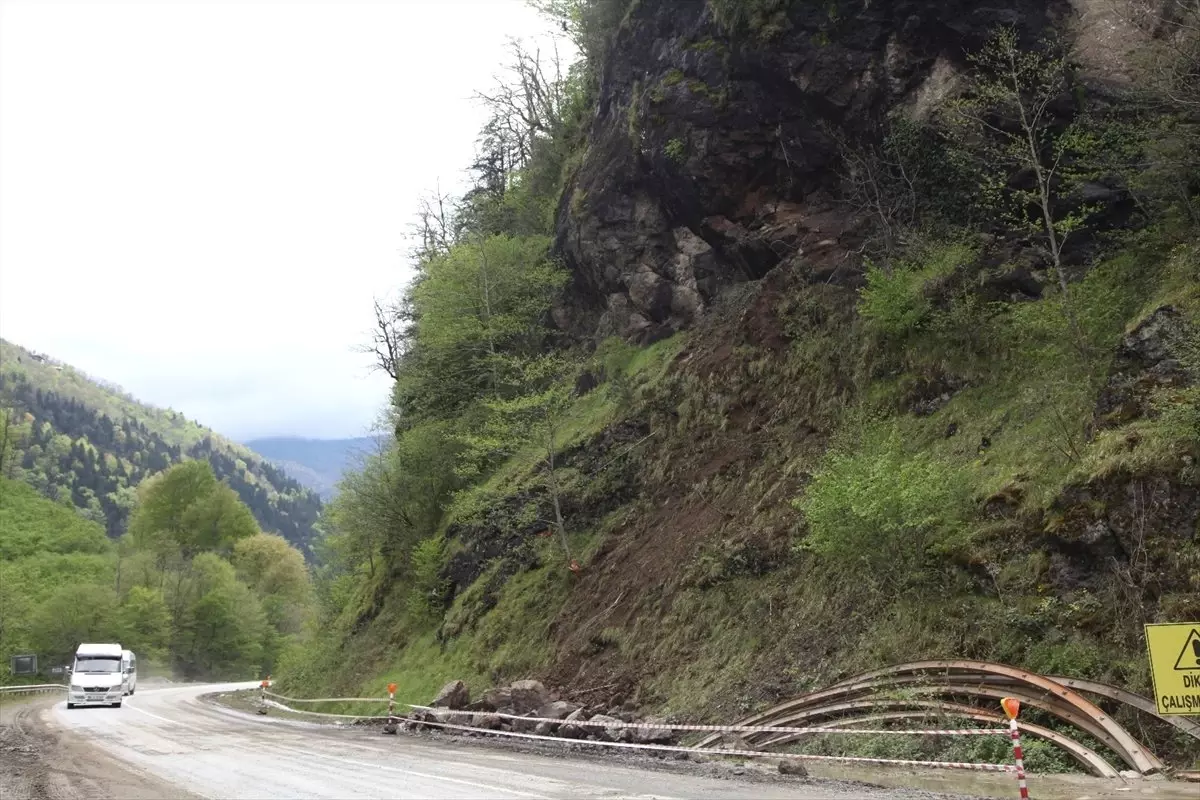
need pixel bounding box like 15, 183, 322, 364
30, 583, 123, 662
459, 353, 579, 561
324, 422, 460, 582
174, 553, 267, 678
129, 461, 259, 559
117, 585, 172, 662
177, 482, 260, 556
947, 27, 1091, 335
233, 533, 312, 637
397, 234, 566, 419
128, 461, 216, 556
0, 407, 31, 479
796, 426, 974, 587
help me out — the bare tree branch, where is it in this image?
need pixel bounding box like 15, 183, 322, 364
356, 296, 407, 381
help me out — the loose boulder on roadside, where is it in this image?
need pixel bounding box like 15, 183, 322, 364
431, 680, 470, 710
512, 713, 540, 733
778, 759, 809, 777
559, 707, 590, 739
474, 714, 502, 730
479, 686, 512, 712
631, 717, 675, 744
508, 680, 549, 714
537, 700, 580, 720
588, 713, 624, 742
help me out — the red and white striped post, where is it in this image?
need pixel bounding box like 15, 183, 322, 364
1001, 697, 1029, 800
383, 682, 398, 735
258, 676, 269, 715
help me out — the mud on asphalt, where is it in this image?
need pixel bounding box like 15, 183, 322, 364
0, 694, 194, 800
203, 689, 981, 800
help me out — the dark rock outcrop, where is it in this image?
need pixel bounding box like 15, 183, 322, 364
1095, 305, 1196, 428
555, 0, 1065, 340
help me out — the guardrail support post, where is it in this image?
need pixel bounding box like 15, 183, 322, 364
383, 682, 398, 735
1002, 697, 1030, 800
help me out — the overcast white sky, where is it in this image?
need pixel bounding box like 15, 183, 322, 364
0, 0, 564, 441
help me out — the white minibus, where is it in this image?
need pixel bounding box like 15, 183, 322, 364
66, 643, 125, 709
121, 649, 137, 695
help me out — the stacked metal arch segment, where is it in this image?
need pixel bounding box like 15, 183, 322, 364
693, 661, 1200, 778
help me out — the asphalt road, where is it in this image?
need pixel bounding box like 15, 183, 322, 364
40, 681, 961, 799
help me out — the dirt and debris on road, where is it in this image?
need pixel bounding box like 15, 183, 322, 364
0, 694, 195, 800
203, 689, 1200, 800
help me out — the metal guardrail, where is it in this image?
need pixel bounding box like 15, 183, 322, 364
0, 683, 67, 694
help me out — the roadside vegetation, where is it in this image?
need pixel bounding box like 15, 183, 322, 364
0, 463, 311, 682
233, 0, 1200, 769
0, 339, 322, 550
281, 0, 1200, 702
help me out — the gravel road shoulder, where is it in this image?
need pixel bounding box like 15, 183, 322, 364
203, 688, 981, 799
203, 689, 1200, 800
0, 694, 196, 800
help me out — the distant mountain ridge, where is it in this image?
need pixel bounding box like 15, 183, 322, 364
0, 339, 323, 555
243, 436, 380, 499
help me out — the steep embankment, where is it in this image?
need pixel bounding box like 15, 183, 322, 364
290, 0, 1198, 768
0, 339, 322, 553
0, 475, 114, 673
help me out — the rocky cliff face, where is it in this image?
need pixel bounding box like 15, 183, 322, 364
553, 0, 1145, 341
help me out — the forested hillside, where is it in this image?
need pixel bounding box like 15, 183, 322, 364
0, 465, 311, 681
282, 0, 1198, 766
0, 339, 322, 553
244, 436, 380, 499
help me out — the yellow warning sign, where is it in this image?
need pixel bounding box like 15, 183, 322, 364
1145, 623, 1200, 716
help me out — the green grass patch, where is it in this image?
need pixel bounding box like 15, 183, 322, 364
795, 423, 976, 578
447, 335, 684, 526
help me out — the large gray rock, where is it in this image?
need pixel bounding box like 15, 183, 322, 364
533, 720, 559, 736
508, 680, 549, 715
588, 713, 625, 742
479, 686, 512, 712
559, 707, 590, 739
512, 713, 540, 733
631, 716, 675, 745
537, 700, 580, 720
431, 710, 473, 727
473, 713, 502, 730
430, 680, 470, 710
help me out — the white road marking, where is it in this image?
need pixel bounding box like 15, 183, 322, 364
123, 701, 179, 726
268, 742, 554, 799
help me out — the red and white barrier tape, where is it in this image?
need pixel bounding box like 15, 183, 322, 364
256, 694, 1015, 773
407, 704, 1009, 738
264, 692, 387, 704
261, 698, 392, 720
263, 691, 1009, 737
408, 715, 1016, 773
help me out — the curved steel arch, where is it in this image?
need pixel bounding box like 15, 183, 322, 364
695, 660, 1175, 775
749, 701, 1120, 778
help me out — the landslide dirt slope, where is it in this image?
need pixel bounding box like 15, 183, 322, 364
300, 0, 1200, 771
